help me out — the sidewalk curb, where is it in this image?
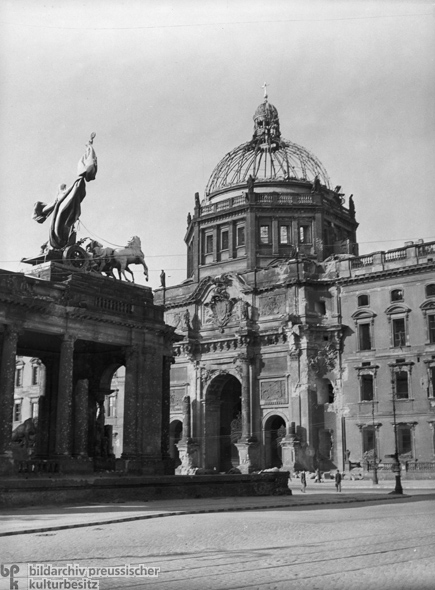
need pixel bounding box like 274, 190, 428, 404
0, 494, 409, 538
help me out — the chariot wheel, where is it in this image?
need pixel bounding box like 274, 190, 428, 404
63, 245, 90, 270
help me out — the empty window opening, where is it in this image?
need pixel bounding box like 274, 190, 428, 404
260, 225, 270, 244
391, 289, 404, 302
392, 318, 406, 347
358, 294, 369, 307
237, 226, 245, 246
395, 371, 409, 399
358, 323, 372, 351
361, 374, 374, 402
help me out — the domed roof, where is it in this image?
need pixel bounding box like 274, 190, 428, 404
205, 98, 330, 196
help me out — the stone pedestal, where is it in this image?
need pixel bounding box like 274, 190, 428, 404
176, 440, 200, 475
280, 436, 301, 473
236, 440, 259, 474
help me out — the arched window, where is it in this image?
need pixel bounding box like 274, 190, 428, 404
385, 303, 411, 348
351, 309, 377, 352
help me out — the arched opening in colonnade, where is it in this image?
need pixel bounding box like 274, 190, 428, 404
264, 415, 286, 468
169, 419, 183, 468
204, 373, 241, 472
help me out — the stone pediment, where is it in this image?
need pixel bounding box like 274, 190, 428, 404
420, 300, 435, 312
351, 308, 377, 321
384, 303, 411, 315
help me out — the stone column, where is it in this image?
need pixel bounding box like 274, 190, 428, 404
55, 335, 76, 456
238, 354, 251, 442
74, 379, 89, 457
235, 353, 258, 473
121, 345, 139, 459
203, 397, 221, 470
41, 357, 58, 459
0, 326, 19, 461
161, 355, 172, 461
176, 395, 200, 474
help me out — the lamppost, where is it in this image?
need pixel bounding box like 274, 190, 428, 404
391, 373, 403, 494
371, 398, 378, 485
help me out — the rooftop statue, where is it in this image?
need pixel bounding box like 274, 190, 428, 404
85, 236, 149, 283
32, 133, 97, 250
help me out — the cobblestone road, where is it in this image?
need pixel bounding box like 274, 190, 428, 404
2, 495, 434, 590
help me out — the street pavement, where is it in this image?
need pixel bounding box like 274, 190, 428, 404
0, 485, 434, 590
0, 478, 433, 536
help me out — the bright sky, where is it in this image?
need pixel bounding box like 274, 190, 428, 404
0, 0, 434, 289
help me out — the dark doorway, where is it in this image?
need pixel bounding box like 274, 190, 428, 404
205, 374, 241, 472
265, 415, 286, 468
170, 419, 183, 468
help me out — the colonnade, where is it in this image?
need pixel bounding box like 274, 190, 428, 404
0, 325, 173, 476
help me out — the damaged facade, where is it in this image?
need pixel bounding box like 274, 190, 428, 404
155, 96, 435, 476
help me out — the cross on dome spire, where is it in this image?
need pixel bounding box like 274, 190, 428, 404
262, 82, 269, 100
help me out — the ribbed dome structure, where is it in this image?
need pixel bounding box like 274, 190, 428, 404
205, 99, 330, 196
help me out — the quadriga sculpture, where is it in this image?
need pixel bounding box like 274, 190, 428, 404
86, 236, 148, 282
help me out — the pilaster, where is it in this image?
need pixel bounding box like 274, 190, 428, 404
74, 379, 89, 457
121, 345, 139, 459
0, 326, 20, 470
55, 335, 76, 456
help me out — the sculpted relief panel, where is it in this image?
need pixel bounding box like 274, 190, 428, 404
258, 293, 286, 318
260, 380, 288, 405
170, 387, 185, 413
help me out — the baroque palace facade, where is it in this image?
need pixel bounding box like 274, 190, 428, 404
154, 94, 435, 476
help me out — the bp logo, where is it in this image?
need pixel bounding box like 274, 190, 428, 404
1, 564, 20, 589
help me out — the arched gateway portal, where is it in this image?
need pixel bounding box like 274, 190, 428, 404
204, 374, 241, 472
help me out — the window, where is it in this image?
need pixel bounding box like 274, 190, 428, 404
391, 289, 404, 302
32, 365, 39, 386
15, 368, 23, 387
108, 396, 117, 418
358, 323, 372, 351
236, 225, 245, 246
328, 383, 335, 403
314, 301, 326, 315
358, 294, 369, 307
31, 399, 39, 419
205, 234, 213, 254
362, 427, 375, 454
392, 318, 406, 347
397, 425, 412, 456
13, 401, 22, 422
428, 315, 435, 344
426, 284, 435, 298
280, 225, 290, 244
428, 366, 435, 398
360, 374, 374, 401
395, 370, 409, 399
260, 225, 270, 244
220, 230, 229, 251
299, 224, 311, 244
